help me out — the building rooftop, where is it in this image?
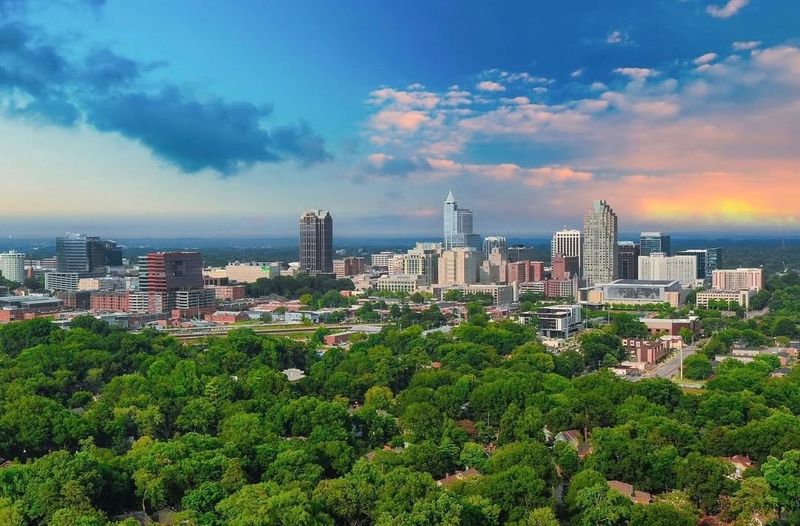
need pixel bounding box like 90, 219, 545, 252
611, 279, 677, 286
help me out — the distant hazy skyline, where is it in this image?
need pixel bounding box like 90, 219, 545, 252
1, 0, 799, 237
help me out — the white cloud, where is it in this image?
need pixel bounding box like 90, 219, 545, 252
613, 67, 658, 80
706, 0, 750, 19
476, 80, 506, 92
606, 30, 631, 45
693, 53, 718, 66
571, 68, 584, 78
733, 40, 761, 51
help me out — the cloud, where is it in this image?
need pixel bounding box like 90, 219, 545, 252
693, 52, 718, 66
732, 40, 761, 51
369, 110, 430, 132
365, 153, 431, 177
368, 87, 439, 110
613, 67, 658, 80
571, 68, 584, 78
706, 0, 749, 19
359, 43, 800, 227
0, 22, 330, 174
87, 88, 329, 174
606, 30, 632, 45
476, 80, 505, 92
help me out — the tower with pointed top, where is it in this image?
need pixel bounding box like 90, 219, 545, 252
443, 191, 480, 251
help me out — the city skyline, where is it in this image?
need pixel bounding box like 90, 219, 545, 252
1, 1, 800, 237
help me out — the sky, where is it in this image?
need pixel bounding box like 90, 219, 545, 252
0, 0, 799, 238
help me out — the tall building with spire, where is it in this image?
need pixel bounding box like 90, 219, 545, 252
443, 191, 480, 251
299, 209, 333, 275
582, 200, 618, 287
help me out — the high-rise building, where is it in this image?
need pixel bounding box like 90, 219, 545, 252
0, 251, 25, 284
299, 209, 333, 275
552, 229, 582, 274
56, 234, 122, 275
712, 268, 763, 292
637, 253, 698, 287
482, 236, 508, 260
582, 200, 618, 287
138, 251, 211, 313
437, 247, 479, 285
443, 191, 480, 251
640, 232, 671, 256
616, 241, 640, 280
403, 242, 441, 285
139, 252, 204, 293
676, 248, 723, 283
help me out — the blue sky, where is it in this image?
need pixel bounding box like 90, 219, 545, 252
1, 0, 799, 237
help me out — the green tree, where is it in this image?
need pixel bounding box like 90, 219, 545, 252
762, 449, 800, 517
675, 453, 734, 513
574, 483, 633, 526
683, 354, 713, 380
629, 502, 695, 526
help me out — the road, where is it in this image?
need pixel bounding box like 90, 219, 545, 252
643, 343, 699, 380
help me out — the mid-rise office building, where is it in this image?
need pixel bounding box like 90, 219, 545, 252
676, 248, 723, 283
370, 251, 401, 268
535, 305, 583, 339
437, 247, 479, 286
482, 236, 508, 260
299, 209, 333, 275
333, 257, 366, 278
0, 251, 25, 284
616, 241, 640, 280
56, 234, 122, 275
403, 242, 441, 285
582, 200, 617, 287
640, 232, 671, 256
138, 252, 208, 313
507, 261, 545, 284
552, 229, 582, 272
552, 254, 580, 280
376, 273, 429, 293
44, 272, 80, 292
712, 268, 763, 292
696, 289, 756, 310
443, 191, 481, 250
638, 253, 698, 287
480, 248, 508, 284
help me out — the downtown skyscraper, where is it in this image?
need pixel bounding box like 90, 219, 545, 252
582, 200, 618, 287
443, 191, 480, 251
299, 209, 333, 275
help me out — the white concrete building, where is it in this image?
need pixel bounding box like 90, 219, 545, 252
376, 273, 428, 294
637, 253, 699, 287
0, 251, 25, 284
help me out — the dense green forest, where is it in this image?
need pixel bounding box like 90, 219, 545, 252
0, 275, 798, 525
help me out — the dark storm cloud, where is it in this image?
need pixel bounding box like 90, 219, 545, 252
0, 21, 331, 174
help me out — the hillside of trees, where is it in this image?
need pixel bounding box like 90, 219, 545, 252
0, 275, 798, 524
